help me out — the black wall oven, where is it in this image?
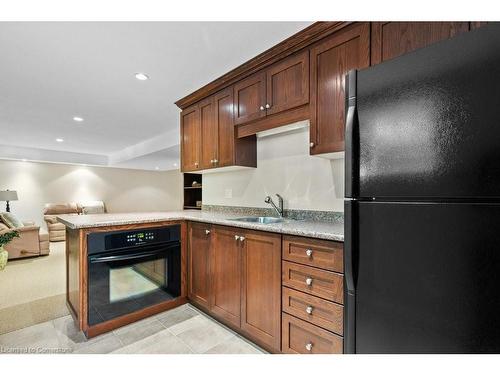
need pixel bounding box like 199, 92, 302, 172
87, 225, 181, 326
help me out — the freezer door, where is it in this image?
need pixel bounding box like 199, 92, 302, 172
353, 201, 500, 353
356, 23, 500, 199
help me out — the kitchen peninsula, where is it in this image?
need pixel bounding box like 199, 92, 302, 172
58, 209, 344, 353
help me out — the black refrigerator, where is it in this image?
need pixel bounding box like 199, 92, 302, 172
344, 23, 500, 354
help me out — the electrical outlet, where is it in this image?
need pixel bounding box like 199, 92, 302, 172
224, 188, 233, 199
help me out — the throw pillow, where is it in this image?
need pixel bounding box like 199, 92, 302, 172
0, 212, 24, 228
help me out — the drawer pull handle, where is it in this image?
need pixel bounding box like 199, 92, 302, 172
305, 249, 313, 258
240, 236, 245, 242
235, 235, 240, 241
305, 277, 313, 286
205, 229, 211, 235
305, 306, 313, 315
305, 342, 313, 351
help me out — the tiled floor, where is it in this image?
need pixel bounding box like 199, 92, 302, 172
0, 304, 266, 354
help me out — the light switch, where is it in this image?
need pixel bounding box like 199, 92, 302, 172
224, 188, 233, 199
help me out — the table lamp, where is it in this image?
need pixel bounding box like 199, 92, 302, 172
0, 190, 18, 212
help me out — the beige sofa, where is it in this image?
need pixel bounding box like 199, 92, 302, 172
0, 221, 49, 259
43, 201, 106, 242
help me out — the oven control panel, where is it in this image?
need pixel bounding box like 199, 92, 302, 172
126, 231, 155, 244
87, 225, 181, 255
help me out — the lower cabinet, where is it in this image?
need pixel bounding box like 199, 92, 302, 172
187, 222, 212, 309
282, 313, 343, 354
240, 230, 281, 351
187, 223, 282, 352
211, 226, 241, 327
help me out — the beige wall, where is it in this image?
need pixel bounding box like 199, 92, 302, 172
0, 160, 183, 228
203, 124, 344, 212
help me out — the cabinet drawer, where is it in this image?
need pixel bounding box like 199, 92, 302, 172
283, 235, 343, 272
282, 261, 343, 304
282, 287, 343, 335
282, 313, 343, 354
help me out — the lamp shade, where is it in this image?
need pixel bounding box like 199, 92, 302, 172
0, 190, 18, 202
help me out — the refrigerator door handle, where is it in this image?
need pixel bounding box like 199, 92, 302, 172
344, 200, 357, 354
344, 70, 358, 198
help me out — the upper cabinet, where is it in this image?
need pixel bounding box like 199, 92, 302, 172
180, 105, 201, 172
179, 22, 482, 164
234, 72, 267, 125
180, 86, 256, 172
370, 22, 470, 65
309, 22, 370, 155
234, 50, 310, 127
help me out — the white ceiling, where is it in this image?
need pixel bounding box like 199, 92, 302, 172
0, 22, 312, 170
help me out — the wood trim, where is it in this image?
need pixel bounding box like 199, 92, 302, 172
85, 297, 187, 338
175, 22, 351, 109
236, 104, 309, 138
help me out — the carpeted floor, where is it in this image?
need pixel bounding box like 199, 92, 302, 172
0, 242, 69, 334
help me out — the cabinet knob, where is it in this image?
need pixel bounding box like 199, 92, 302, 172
265, 103, 271, 109
305, 249, 313, 258
214, 159, 218, 164
239, 236, 245, 242
235, 235, 240, 241
306, 306, 313, 315
210, 159, 214, 164
309, 142, 315, 148
259, 105, 265, 111
305, 342, 313, 352
194, 162, 199, 167
305, 277, 313, 286
205, 229, 211, 235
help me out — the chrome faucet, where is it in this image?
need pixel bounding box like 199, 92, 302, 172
265, 194, 284, 218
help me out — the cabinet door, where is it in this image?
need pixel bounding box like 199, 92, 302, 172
309, 22, 370, 155
266, 50, 309, 116
371, 22, 469, 65
214, 87, 234, 167
181, 105, 201, 172
200, 98, 217, 170
241, 230, 281, 351
188, 222, 212, 309
211, 226, 241, 327
233, 71, 266, 125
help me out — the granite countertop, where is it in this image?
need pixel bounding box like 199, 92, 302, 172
57, 210, 344, 242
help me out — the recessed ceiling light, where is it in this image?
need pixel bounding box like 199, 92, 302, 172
135, 72, 149, 81
22, 159, 27, 162
73, 116, 84, 122
56, 138, 64, 142
155, 166, 160, 170
173, 163, 178, 167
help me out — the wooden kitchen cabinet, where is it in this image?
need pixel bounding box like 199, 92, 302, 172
181, 87, 256, 172
199, 98, 217, 170
180, 104, 201, 172
234, 72, 267, 125
187, 222, 212, 309
240, 230, 282, 351
210, 226, 241, 327
309, 22, 370, 155
370, 22, 470, 65
234, 50, 309, 128
265, 50, 309, 117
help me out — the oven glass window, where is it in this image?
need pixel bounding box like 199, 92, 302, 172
109, 258, 167, 303
88, 243, 181, 326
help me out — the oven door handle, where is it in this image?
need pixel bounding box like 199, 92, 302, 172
89, 245, 174, 264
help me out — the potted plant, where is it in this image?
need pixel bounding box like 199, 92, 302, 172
0, 230, 19, 270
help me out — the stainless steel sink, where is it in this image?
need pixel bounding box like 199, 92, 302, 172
229, 216, 284, 224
